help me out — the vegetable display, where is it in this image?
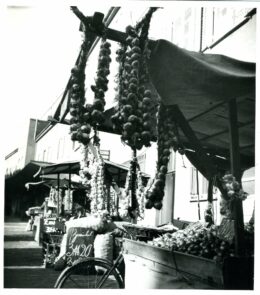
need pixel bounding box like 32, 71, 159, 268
69, 33, 111, 145
150, 220, 254, 261
85, 39, 111, 129
150, 222, 235, 262
220, 174, 248, 219
69, 31, 90, 145
88, 147, 106, 213
68, 21, 112, 213
144, 104, 183, 210
112, 8, 158, 150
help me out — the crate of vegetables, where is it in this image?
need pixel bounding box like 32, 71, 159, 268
122, 224, 171, 241
123, 221, 254, 289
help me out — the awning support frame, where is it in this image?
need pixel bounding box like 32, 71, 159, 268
228, 98, 245, 256
170, 105, 226, 195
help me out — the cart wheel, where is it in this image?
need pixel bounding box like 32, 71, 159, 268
54, 258, 124, 289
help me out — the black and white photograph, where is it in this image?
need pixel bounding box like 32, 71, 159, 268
1, 0, 258, 291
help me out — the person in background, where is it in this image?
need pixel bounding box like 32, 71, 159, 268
40, 197, 49, 217
25, 211, 34, 231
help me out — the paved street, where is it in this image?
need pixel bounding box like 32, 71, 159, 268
3, 222, 214, 289
4, 222, 61, 288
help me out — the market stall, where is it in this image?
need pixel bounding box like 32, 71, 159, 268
33, 155, 149, 267
50, 7, 255, 289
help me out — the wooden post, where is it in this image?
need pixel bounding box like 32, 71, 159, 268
196, 169, 201, 220
228, 99, 245, 256
57, 173, 60, 218
207, 177, 213, 203
106, 183, 111, 213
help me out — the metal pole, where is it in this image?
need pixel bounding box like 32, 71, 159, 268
57, 173, 60, 218
228, 98, 245, 256
196, 169, 201, 220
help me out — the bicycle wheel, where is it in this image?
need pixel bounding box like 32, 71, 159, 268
54, 257, 124, 289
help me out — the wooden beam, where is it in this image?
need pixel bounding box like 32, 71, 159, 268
171, 105, 227, 197
207, 177, 213, 203
228, 99, 245, 256
171, 105, 217, 178
188, 100, 227, 122
57, 173, 60, 218
199, 119, 254, 142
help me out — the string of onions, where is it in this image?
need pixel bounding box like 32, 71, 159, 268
112, 8, 158, 150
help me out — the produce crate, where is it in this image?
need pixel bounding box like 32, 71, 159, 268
122, 224, 170, 241
42, 233, 64, 268
122, 239, 253, 289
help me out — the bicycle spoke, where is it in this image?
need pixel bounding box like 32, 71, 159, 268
55, 259, 123, 289
67, 275, 82, 288
96, 270, 108, 288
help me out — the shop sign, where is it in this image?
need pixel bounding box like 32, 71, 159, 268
66, 227, 95, 265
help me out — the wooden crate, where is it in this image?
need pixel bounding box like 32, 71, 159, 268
123, 239, 223, 287
122, 239, 254, 289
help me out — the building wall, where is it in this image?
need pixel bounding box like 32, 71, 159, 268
5, 118, 37, 175
35, 123, 76, 163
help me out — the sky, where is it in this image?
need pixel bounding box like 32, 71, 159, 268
2, 4, 112, 155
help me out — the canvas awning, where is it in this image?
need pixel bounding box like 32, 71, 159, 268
148, 40, 255, 172
5, 161, 53, 188
99, 40, 255, 172
36, 159, 150, 187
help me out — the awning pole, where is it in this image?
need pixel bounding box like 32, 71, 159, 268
196, 169, 201, 220
57, 173, 60, 218
228, 99, 245, 256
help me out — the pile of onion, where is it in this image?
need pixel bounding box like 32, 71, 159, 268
69, 36, 111, 146
69, 32, 90, 145
112, 8, 158, 150
144, 105, 177, 209
84, 39, 112, 129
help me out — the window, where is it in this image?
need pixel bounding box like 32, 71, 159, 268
101, 150, 110, 161
202, 176, 209, 195
190, 167, 218, 202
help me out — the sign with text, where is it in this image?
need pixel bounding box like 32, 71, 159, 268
66, 227, 96, 265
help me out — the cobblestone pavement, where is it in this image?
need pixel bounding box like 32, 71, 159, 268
4, 222, 61, 288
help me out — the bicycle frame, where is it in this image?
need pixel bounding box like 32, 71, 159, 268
96, 252, 125, 288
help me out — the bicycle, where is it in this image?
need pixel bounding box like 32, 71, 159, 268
54, 234, 130, 288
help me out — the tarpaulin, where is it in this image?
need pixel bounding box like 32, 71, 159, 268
148, 39, 255, 109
